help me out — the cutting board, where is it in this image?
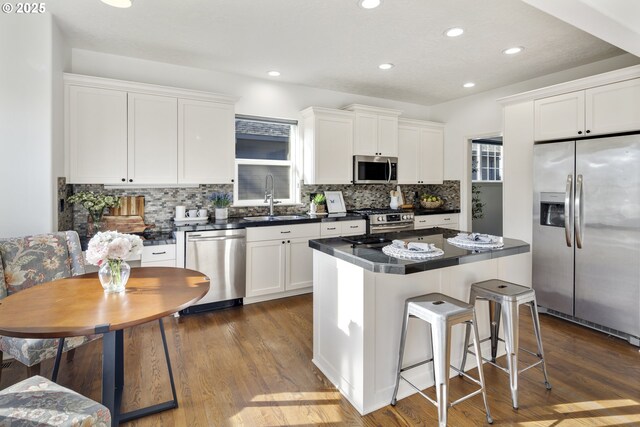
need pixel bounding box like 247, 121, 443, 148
110, 196, 145, 217
102, 215, 151, 234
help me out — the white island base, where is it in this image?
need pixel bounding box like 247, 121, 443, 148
312, 249, 530, 415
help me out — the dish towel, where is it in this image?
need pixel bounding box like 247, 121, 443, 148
447, 232, 504, 249
383, 240, 444, 259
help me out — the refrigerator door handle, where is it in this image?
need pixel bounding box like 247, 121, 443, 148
564, 174, 573, 247
575, 174, 584, 249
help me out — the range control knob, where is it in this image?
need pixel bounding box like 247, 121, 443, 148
377, 216, 384, 222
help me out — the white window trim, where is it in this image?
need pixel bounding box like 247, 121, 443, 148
471, 143, 503, 183
234, 159, 297, 207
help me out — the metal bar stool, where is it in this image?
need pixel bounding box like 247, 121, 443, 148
391, 293, 493, 426
460, 279, 551, 409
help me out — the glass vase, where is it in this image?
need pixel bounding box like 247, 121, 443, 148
98, 260, 131, 293
87, 212, 104, 237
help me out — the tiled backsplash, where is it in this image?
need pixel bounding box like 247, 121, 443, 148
64, 181, 459, 235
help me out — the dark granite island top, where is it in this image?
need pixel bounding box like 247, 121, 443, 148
308, 228, 530, 274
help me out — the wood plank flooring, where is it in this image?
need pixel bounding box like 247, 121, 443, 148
2, 294, 639, 426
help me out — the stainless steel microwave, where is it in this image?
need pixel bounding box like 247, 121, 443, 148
353, 155, 397, 184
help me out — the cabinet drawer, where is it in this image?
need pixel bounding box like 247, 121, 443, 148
320, 220, 366, 237
142, 244, 176, 262
341, 220, 365, 236
414, 214, 458, 229
247, 223, 321, 242
320, 223, 342, 237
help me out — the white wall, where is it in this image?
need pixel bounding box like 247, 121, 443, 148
52, 18, 71, 231
429, 53, 640, 231
0, 13, 56, 237
70, 49, 433, 121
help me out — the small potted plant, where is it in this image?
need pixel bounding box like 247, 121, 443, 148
311, 193, 326, 214
67, 191, 120, 236
208, 191, 233, 220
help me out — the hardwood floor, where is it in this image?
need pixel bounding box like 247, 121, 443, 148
2, 294, 639, 426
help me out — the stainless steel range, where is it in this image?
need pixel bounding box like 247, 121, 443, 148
351, 208, 414, 234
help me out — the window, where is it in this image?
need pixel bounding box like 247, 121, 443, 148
472, 140, 503, 182
235, 116, 297, 205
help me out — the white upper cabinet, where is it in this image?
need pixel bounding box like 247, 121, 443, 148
534, 78, 640, 141
586, 78, 640, 136
344, 104, 401, 157
534, 91, 584, 141
301, 107, 354, 184
65, 74, 237, 185
398, 119, 444, 184
178, 99, 235, 184
128, 93, 177, 184
68, 86, 128, 184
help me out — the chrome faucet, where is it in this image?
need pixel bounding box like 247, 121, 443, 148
264, 174, 280, 216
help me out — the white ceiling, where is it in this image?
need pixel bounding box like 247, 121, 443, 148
46, 0, 627, 106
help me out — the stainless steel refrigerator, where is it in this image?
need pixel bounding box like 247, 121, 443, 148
533, 134, 640, 345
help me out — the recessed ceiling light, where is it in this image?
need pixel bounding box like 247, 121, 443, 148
444, 27, 464, 37
267, 71, 281, 77
359, 0, 381, 9
463, 82, 475, 88
503, 46, 524, 55
100, 0, 133, 8
378, 63, 394, 70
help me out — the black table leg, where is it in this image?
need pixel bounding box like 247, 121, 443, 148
102, 330, 121, 427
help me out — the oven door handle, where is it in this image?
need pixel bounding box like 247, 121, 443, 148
372, 224, 412, 232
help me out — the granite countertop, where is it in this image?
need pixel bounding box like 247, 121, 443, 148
308, 228, 529, 275
173, 212, 366, 232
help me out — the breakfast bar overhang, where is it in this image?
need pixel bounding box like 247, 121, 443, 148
308, 228, 531, 415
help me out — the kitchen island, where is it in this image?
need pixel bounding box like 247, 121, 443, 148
308, 228, 530, 415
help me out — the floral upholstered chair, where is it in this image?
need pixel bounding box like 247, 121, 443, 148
0, 375, 111, 426
0, 231, 100, 381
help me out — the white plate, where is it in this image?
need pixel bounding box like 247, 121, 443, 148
173, 217, 208, 225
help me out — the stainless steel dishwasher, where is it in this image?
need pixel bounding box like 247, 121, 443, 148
184, 229, 246, 313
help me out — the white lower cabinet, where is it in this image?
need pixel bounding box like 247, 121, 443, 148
141, 244, 176, 267
245, 223, 321, 303
414, 214, 459, 230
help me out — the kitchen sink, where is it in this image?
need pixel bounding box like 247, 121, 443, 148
243, 215, 307, 221
274, 215, 307, 220
243, 216, 277, 221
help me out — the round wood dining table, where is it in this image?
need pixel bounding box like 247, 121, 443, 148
0, 267, 210, 426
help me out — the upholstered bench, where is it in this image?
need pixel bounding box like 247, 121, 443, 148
0, 375, 111, 426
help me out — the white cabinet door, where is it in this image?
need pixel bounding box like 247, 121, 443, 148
68, 86, 128, 184
398, 125, 420, 184
398, 120, 444, 184
302, 108, 353, 184
419, 127, 444, 184
534, 91, 585, 141
341, 220, 366, 236
287, 237, 314, 290
586, 78, 640, 136
377, 115, 399, 156
178, 99, 235, 184
353, 112, 378, 156
128, 93, 178, 184
246, 240, 286, 297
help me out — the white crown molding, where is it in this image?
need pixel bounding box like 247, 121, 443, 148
63, 73, 240, 104
300, 106, 355, 118
342, 104, 403, 116
497, 64, 640, 105
398, 117, 444, 128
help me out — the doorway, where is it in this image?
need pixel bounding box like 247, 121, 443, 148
470, 136, 503, 235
